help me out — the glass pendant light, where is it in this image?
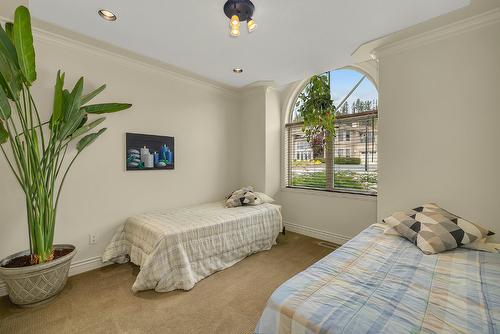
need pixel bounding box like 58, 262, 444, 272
230, 26, 241, 37
230, 15, 240, 26
247, 18, 257, 33
230, 15, 240, 37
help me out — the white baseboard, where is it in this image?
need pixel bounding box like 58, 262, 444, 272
0, 256, 109, 297
68, 256, 110, 277
284, 221, 351, 245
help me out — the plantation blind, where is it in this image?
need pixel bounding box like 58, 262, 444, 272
285, 110, 378, 195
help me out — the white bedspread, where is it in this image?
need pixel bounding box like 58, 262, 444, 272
102, 202, 282, 293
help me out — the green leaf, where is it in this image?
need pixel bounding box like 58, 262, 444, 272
5, 23, 14, 43
0, 24, 18, 67
76, 128, 106, 152
70, 117, 105, 139
76, 114, 88, 129
0, 44, 21, 99
81, 84, 106, 105
0, 73, 10, 99
0, 120, 8, 144
0, 83, 11, 120
62, 89, 70, 110
50, 70, 65, 128
66, 78, 84, 118
13, 6, 36, 85
0, 23, 21, 99
59, 77, 85, 139
81, 103, 132, 114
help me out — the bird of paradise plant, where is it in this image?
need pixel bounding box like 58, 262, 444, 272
0, 6, 131, 264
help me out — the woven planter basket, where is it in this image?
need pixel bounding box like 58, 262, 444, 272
0, 245, 76, 307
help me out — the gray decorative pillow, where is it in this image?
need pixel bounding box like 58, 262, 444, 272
225, 186, 262, 208
383, 203, 494, 254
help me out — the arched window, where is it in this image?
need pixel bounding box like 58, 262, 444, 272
285, 68, 378, 195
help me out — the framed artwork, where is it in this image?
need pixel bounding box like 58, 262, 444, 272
126, 133, 175, 171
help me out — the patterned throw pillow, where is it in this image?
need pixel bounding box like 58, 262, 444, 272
383, 203, 494, 254
225, 186, 262, 208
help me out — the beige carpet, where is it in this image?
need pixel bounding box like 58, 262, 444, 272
0, 232, 336, 334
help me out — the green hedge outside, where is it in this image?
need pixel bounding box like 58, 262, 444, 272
334, 157, 361, 165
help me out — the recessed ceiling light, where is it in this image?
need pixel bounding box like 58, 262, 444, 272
233, 68, 243, 74
98, 9, 117, 21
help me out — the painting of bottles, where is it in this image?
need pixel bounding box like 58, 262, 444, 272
126, 133, 175, 170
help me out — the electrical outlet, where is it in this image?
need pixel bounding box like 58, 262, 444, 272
89, 234, 97, 245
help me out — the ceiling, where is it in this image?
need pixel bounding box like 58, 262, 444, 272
28, 0, 470, 88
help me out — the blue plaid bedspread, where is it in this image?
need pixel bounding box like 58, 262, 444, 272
255, 225, 500, 334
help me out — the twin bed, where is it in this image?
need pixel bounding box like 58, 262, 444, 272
256, 225, 500, 334
102, 201, 282, 292
103, 202, 499, 333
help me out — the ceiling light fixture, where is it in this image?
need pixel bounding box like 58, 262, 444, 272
230, 15, 240, 27
247, 18, 257, 33
233, 68, 243, 74
230, 15, 241, 37
230, 27, 241, 37
98, 9, 117, 21
223, 0, 257, 37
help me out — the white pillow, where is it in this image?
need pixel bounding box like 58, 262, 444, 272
255, 192, 275, 204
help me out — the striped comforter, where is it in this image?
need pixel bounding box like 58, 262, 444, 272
256, 225, 500, 334
102, 202, 282, 293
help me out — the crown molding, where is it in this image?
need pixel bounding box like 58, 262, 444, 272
239, 81, 277, 97
244, 81, 276, 89
0, 16, 240, 96
240, 81, 276, 94
373, 7, 500, 58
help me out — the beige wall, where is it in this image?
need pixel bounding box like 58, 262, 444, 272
264, 88, 282, 196
278, 189, 377, 243
377, 19, 500, 241
0, 30, 242, 263
239, 85, 282, 197
239, 87, 267, 192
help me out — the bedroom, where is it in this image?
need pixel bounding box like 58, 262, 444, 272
0, 0, 499, 333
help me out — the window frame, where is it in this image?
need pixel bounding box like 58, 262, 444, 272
283, 67, 379, 198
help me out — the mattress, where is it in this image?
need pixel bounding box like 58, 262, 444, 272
255, 225, 500, 334
102, 202, 282, 293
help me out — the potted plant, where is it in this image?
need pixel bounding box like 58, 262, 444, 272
0, 6, 131, 307
295, 74, 336, 189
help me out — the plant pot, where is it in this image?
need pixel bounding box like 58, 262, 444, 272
0, 244, 76, 307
